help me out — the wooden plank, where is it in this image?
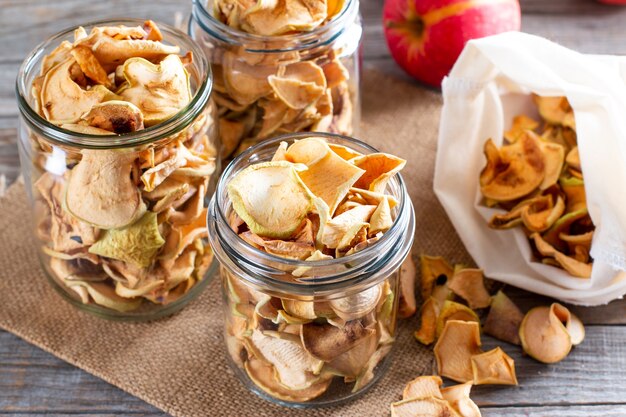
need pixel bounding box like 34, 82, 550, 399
482, 405, 626, 417
0, 331, 166, 415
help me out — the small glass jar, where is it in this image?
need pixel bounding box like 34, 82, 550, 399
207, 133, 415, 407
189, 0, 362, 158
16, 19, 220, 321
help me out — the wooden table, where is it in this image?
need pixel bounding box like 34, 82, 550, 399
1, 1, 626, 416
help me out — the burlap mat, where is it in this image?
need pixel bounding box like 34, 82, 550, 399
0, 69, 472, 417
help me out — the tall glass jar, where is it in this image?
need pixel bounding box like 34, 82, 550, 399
207, 133, 415, 407
189, 0, 362, 158
16, 19, 220, 321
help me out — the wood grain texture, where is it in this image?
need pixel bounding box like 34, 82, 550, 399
2, 0, 626, 416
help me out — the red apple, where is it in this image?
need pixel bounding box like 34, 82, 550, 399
383, 0, 521, 87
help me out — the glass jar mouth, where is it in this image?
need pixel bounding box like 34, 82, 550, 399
15, 18, 212, 150
190, 0, 358, 52
208, 132, 415, 296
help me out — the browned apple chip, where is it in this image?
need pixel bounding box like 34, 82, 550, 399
434, 320, 482, 383
414, 297, 440, 345
483, 291, 523, 346
471, 347, 518, 385
420, 255, 454, 301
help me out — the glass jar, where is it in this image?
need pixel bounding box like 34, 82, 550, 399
189, 0, 362, 159
207, 133, 415, 407
16, 19, 220, 321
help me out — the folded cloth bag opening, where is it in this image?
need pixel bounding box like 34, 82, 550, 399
434, 31, 626, 306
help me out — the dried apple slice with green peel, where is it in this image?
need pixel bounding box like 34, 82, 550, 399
66, 149, 145, 229
88, 211, 165, 268
228, 161, 315, 239
119, 55, 191, 126
519, 303, 573, 364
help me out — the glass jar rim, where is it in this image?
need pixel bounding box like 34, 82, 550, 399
207, 132, 416, 297
15, 18, 212, 150
190, 0, 359, 52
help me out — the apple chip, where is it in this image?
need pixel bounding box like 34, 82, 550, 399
420, 255, 454, 301
268, 62, 326, 109
66, 149, 145, 229
402, 375, 443, 400
89, 212, 165, 268
434, 320, 482, 383
41, 59, 110, 123
228, 161, 315, 239
391, 396, 460, 417
533, 95, 573, 126
440, 383, 481, 417
398, 254, 417, 318
471, 347, 517, 385
330, 283, 381, 321
90, 35, 180, 71
436, 300, 480, 338
119, 55, 191, 126
369, 196, 393, 235
531, 233, 592, 278
301, 320, 375, 362
504, 115, 539, 143
414, 297, 440, 345
240, 0, 328, 36
286, 137, 365, 215
483, 291, 523, 346
320, 204, 376, 249
519, 303, 573, 364
447, 268, 491, 309
352, 153, 407, 193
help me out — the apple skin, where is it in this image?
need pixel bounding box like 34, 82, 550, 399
383, 0, 521, 87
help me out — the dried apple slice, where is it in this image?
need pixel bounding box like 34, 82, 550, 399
434, 320, 482, 383
90, 35, 180, 71
286, 137, 365, 216
352, 153, 407, 193
420, 255, 454, 301
471, 347, 517, 385
391, 396, 461, 417
531, 233, 592, 278
244, 358, 331, 402
370, 196, 393, 235
402, 375, 443, 400
301, 320, 375, 362
326, 331, 378, 379
120, 55, 191, 126
330, 143, 362, 160
566, 146, 581, 171
70, 45, 111, 87
89, 212, 165, 268
70, 280, 142, 312
282, 299, 317, 320
41, 59, 110, 123
560, 176, 586, 213
533, 95, 573, 126
80, 100, 144, 134
480, 134, 545, 202
436, 300, 480, 338
519, 303, 572, 363
66, 149, 145, 229
246, 330, 323, 390
268, 62, 326, 109
329, 284, 382, 321
241, 0, 327, 35
222, 50, 276, 105
440, 382, 481, 417
414, 297, 440, 345
447, 267, 491, 309
551, 303, 585, 346
320, 205, 376, 249
520, 194, 565, 233
398, 254, 417, 318
228, 161, 315, 239
483, 291, 523, 346
504, 115, 539, 143
537, 138, 565, 190
353, 343, 392, 392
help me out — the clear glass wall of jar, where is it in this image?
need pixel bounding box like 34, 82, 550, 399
189, 0, 362, 159
16, 19, 220, 321
207, 133, 415, 407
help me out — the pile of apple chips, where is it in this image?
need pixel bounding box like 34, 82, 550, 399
479, 95, 593, 278
223, 137, 407, 401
